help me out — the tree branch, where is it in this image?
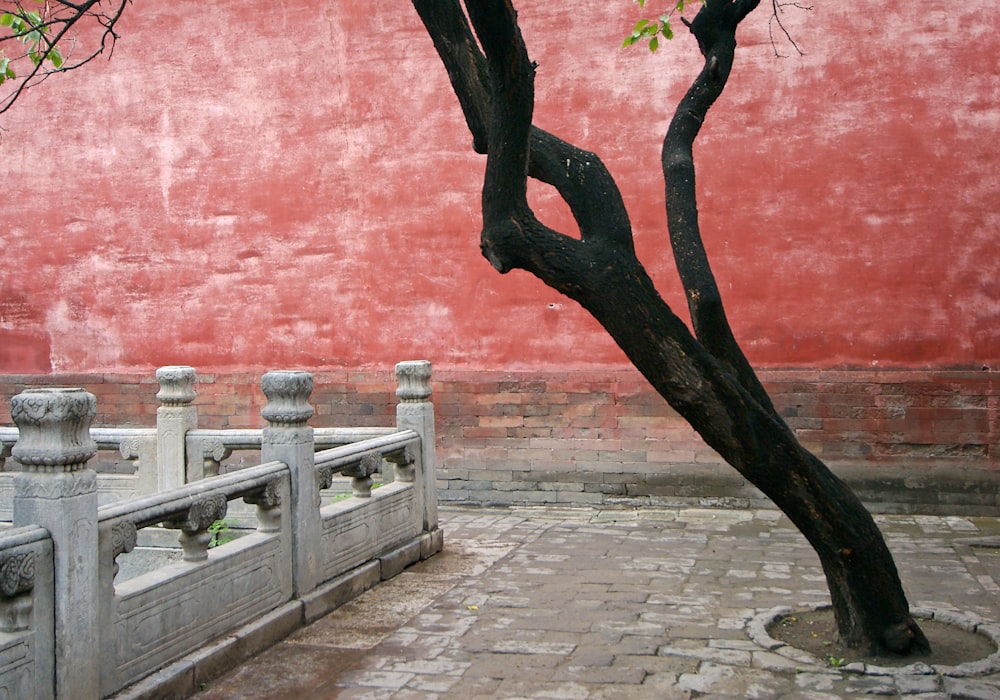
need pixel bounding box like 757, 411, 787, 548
412, 0, 635, 260
411, 0, 491, 154
662, 0, 782, 420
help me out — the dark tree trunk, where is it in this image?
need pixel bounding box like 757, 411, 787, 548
412, 0, 930, 656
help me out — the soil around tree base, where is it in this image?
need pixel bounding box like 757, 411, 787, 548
768, 608, 997, 668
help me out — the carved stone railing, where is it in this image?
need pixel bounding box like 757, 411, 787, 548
0, 365, 416, 523
0, 362, 441, 699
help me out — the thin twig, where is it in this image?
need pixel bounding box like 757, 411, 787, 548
0, 0, 130, 114
768, 0, 811, 57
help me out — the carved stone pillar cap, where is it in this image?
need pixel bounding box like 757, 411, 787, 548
10, 388, 98, 469
155, 366, 197, 406
395, 360, 432, 402
261, 371, 314, 425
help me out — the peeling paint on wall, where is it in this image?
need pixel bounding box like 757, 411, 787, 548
0, 0, 996, 374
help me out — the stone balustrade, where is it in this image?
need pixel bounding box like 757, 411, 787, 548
0, 361, 441, 699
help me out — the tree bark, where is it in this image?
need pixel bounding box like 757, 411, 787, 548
413, 0, 930, 656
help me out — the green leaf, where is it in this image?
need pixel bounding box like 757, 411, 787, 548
633, 18, 650, 32
49, 46, 62, 68
662, 21, 674, 41
0, 13, 13, 27
649, 36, 659, 52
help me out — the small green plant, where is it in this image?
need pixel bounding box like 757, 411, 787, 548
828, 655, 847, 668
0, 8, 63, 86
208, 519, 236, 548
622, 0, 703, 52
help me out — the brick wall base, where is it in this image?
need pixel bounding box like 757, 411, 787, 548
2, 368, 997, 515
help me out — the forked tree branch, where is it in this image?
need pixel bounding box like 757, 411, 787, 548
415, 0, 754, 460
412, 0, 635, 268
414, 0, 931, 657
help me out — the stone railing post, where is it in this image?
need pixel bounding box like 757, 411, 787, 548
395, 361, 438, 532
260, 371, 318, 596
155, 365, 197, 491
11, 388, 99, 700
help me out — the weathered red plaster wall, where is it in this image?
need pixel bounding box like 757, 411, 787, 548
0, 0, 996, 374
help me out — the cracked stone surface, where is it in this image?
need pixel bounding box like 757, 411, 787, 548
195, 506, 1000, 699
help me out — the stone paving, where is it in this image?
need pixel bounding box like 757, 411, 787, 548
195, 506, 1000, 699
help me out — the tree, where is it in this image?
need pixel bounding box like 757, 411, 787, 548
0, 0, 129, 115
412, 0, 931, 656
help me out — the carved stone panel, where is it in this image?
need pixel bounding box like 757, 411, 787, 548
108, 537, 291, 692
319, 484, 419, 581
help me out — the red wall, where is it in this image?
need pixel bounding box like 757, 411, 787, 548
0, 0, 998, 374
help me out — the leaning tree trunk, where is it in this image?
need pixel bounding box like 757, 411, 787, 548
413, 0, 930, 656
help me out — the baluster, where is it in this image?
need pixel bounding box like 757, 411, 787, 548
386, 445, 417, 483
197, 436, 231, 478
315, 465, 335, 507
0, 550, 35, 632
0, 438, 12, 471
109, 521, 138, 580
244, 481, 282, 533
166, 494, 228, 562
344, 453, 381, 497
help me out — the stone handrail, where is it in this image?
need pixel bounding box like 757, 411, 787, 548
313, 429, 419, 467
188, 426, 399, 448
98, 460, 287, 530
185, 426, 400, 478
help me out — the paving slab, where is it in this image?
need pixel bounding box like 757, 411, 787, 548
194, 506, 1000, 699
